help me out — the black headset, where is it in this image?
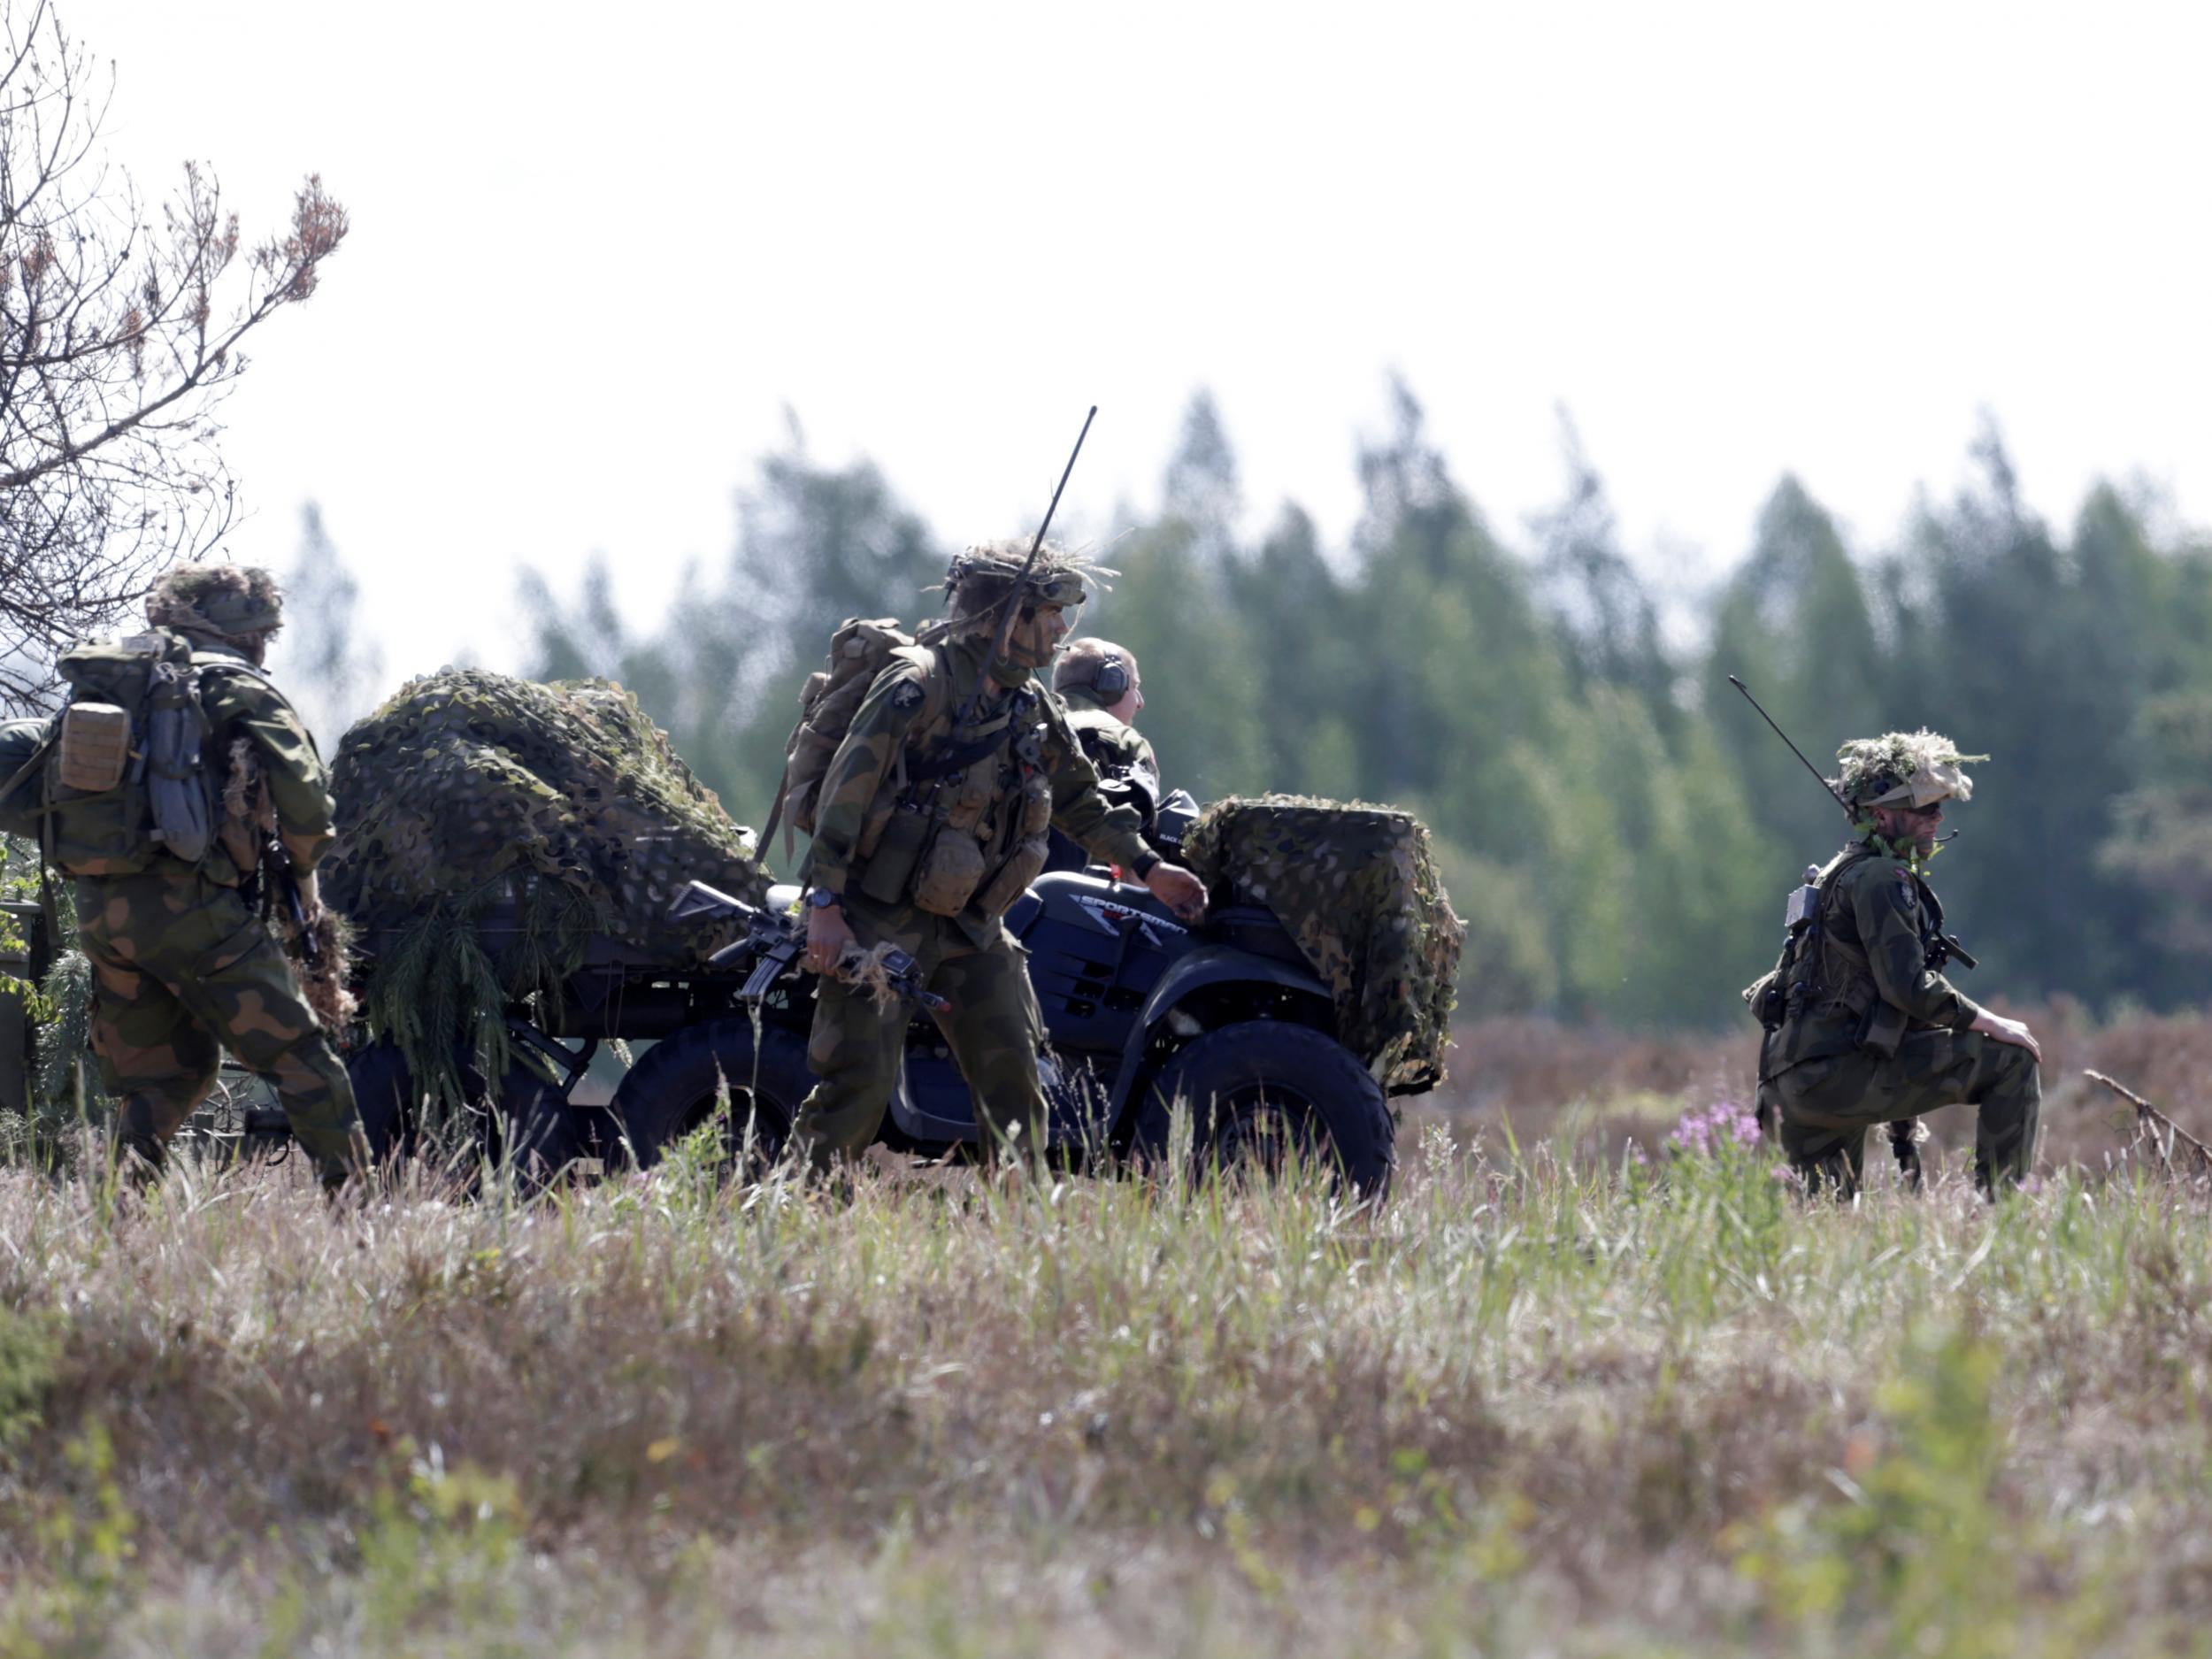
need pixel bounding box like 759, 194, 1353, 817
1092, 652, 1131, 700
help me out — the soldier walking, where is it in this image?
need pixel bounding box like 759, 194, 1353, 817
46, 566, 367, 1188
1756, 731, 2041, 1195
792, 542, 1209, 1170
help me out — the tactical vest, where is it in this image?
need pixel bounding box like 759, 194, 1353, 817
850, 643, 1054, 922
39, 631, 243, 878
1757, 844, 1948, 1079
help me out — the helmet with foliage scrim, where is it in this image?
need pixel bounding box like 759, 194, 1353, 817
146, 564, 283, 644
1831, 730, 1985, 812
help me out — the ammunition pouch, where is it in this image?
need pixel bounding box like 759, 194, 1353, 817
971, 743, 1054, 918
975, 836, 1049, 920
58, 703, 131, 794
856, 803, 932, 905
851, 687, 1052, 921
908, 826, 987, 916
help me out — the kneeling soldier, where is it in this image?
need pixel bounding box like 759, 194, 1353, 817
1757, 731, 2041, 1196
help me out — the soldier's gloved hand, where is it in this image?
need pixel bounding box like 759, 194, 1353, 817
804, 902, 856, 975
1971, 1008, 2042, 1064
1146, 862, 1209, 922
297, 869, 323, 918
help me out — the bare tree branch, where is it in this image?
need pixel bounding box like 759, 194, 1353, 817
0, 0, 346, 710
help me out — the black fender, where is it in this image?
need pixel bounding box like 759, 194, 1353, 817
1105, 941, 1333, 1133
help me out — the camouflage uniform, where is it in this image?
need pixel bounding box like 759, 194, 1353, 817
1758, 732, 2039, 1194
1059, 685, 1160, 801
1045, 683, 1160, 873
63, 569, 365, 1185
793, 558, 1159, 1168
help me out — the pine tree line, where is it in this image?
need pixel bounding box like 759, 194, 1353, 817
515, 389, 2212, 1028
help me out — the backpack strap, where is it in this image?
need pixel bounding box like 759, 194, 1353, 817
760, 731, 800, 866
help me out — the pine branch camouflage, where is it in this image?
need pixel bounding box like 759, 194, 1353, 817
1181, 795, 1465, 1092
321, 672, 770, 1112
326, 671, 766, 941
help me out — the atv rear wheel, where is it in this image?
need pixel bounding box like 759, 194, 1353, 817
1131, 1020, 1394, 1202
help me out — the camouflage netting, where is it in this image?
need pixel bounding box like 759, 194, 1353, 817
1181, 795, 1465, 1094
323, 671, 769, 1113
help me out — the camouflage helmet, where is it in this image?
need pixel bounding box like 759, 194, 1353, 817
146, 564, 283, 642
1832, 730, 1986, 811
934, 539, 1110, 636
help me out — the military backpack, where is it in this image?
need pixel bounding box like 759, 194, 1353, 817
761, 617, 947, 859
34, 630, 233, 876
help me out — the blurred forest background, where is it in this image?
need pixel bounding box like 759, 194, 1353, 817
279, 383, 2212, 1031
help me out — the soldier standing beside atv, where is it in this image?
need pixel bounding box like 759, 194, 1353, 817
47, 566, 368, 1188
793, 543, 1210, 1171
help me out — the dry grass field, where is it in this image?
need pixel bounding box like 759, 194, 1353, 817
4, 1010, 2212, 1656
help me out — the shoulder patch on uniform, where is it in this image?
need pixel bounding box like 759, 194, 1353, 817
890, 680, 925, 712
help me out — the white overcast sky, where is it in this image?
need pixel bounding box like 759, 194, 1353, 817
88, 1, 2212, 683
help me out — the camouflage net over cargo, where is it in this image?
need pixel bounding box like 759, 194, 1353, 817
1181, 795, 1465, 1094
322, 671, 768, 1116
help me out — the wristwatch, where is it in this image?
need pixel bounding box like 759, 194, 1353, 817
807, 888, 841, 910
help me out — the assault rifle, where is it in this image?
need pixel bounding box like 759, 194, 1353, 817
1726, 675, 1976, 972
256, 833, 357, 1034
669, 882, 948, 1013
261, 834, 321, 970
